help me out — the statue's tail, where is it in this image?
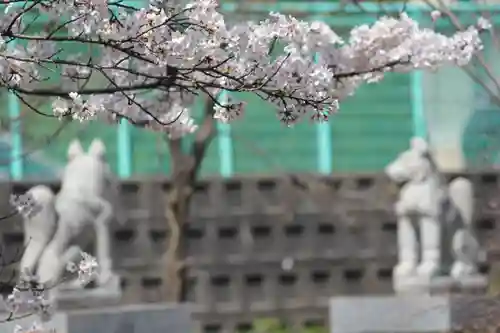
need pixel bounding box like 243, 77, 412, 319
449, 177, 485, 266
25, 185, 57, 234
448, 177, 474, 227
19, 185, 57, 274
28, 185, 56, 205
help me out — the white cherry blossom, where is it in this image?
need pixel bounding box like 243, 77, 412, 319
2, 270, 53, 322
0, 0, 485, 136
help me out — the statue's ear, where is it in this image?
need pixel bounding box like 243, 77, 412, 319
67, 139, 84, 160
88, 138, 106, 159
410, 137, 429, 155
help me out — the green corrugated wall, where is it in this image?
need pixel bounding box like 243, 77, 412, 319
230, 92, 318, 174
227, 73, 413, 174
331, 73, 413, 171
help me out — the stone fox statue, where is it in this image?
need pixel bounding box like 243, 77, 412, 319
19, 138, 115, 288
385, 137, 480, 281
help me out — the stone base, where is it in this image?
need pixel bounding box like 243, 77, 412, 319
0, 303, 196, 333
329, 294, 500, 333
0, 275, 123, 312
394, 274, 488, 295
55, 274, 122, 309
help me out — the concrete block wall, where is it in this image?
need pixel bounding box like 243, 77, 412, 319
1, 171, 498, 332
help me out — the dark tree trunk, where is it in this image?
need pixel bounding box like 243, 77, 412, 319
163, 97, 216, 302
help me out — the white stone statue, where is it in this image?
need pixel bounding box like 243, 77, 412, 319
19, 138, 117, 292
385, 137, 481, 288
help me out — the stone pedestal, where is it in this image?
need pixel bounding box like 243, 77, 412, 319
394, 274, 488, 295
55, 274, 122, 309
0, 303, 196, 333
329, 294, 500, 333
0, 276, 123, 313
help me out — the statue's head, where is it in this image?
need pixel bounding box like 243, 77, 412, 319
67, 138, 106, 161
385, 137, 434, 183
62, 138, 109, 193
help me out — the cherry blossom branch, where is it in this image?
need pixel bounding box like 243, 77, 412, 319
0, 0, 486, 137
425, 0, 500, 94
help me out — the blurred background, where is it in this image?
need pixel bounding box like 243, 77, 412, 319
2, 1, 500, 333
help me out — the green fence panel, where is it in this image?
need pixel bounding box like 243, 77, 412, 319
331, 73, 414, 172
130, 127, 169, 176
130, 96, 221, 177
230, 92, 318, 175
